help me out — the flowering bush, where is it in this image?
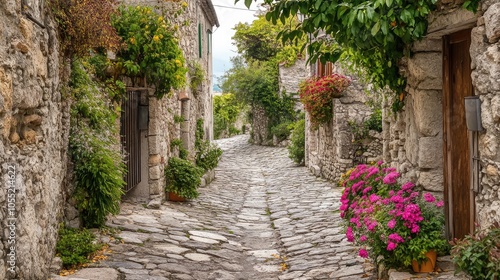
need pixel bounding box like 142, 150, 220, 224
112, 5, 187, 99
298, 74, 351, 128
340, 162, 449, 269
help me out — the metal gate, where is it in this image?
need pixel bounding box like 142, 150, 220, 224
121, 90, 141, 192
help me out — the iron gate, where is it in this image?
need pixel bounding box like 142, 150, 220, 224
121, 90, 141, 192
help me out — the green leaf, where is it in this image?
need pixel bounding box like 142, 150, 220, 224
244, 0, 252, 9
381, 21, 389, 35
371, 21, 381, 36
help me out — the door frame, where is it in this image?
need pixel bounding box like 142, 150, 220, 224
442, 29, 476, 239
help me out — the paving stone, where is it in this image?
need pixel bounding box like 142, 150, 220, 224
86, 135, 377, 280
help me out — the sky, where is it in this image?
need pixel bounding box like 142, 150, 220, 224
211, 0, 264, 88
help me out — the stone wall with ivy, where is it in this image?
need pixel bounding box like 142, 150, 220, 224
305, 70, 383, 181
383, 0, 500, 229
0, 3, 69, 279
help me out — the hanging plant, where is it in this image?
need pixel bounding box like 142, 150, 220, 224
298, 73, 351, 128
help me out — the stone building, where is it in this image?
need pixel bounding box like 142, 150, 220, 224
383, 0, 500, 239
304, 62, 383, 181
0, 0, 218, 278
121, 0, 219, 204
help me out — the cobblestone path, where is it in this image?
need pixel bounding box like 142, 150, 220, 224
58, 135, 374, 280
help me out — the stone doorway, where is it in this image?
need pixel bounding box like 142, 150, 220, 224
442, 29, 475, 239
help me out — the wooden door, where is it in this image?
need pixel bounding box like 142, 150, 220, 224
443, 29, 475, 240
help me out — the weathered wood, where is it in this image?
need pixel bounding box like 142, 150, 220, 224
443, 29, 475, 240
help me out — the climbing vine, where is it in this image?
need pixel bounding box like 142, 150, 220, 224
240, 0, 482, 112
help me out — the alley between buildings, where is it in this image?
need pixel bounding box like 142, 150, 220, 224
52, 134, 374, 280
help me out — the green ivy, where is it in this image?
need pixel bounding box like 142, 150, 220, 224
170, 139, 188, 160
165, 157, 203, 199
56, 225, 103, 268
69, 60, 125, 228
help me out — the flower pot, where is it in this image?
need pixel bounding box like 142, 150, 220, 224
168, 192, 185, 202
411, 250, 437, 273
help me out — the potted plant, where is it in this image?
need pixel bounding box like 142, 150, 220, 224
164, 157, 203, 201
340, 162, 449, 271
298, 73, 351, 128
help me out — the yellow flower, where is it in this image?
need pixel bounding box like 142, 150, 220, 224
175, 59, 182, 67
129, 37, 136, 44
158, 16, 164, 22
153, 35, 160, 42
181, 1, 188, 7
175, 74, 180, 80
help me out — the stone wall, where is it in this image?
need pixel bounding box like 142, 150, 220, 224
305, 69, 383, 181
251, 105, 271, 145
383, 0, 500, 229
0, 2, 69, 279
119, 0, 216, 202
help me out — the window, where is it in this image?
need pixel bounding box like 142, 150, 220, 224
198, 23, 203, 58
207, 30, 212, 55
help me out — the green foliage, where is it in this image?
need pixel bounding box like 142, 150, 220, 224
174, 115, 185, 123
451, 226, 500, 280
365, 109, 383, 132
170, 139, 188, 160
195, 119, 223, 171
189, 61, 205, 94
288, 118, 305, 165
213, 93, 242, 139
48, 0, 120, 57
111, 5, 187, 98
270, 121, 294, 142
56, 226, 103, 268
238, 0, 481, 112
165, 157, 203, 199
232, 15, 306, 65
69, 60, 125, 228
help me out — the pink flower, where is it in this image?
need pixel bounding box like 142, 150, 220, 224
387, 219, 396, 229
359, 248, 369, 258
362, 186, 373, 195
401, 182, 415, 191
424, 192, 436, 203
436, 200, 444, 207
369, 194, 380, 203
388, 233, 404, 243
360, 235, 367, 242
387, 242, 397, 251
346, 227, 355, 242
383, 171, 400, 184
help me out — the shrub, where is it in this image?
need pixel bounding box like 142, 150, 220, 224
69, 60, 125, 228
189, 60, 205, 94
451, 225, 500, 279
213, 93, 241, 139
56, 226, 102, 268
340, 163, 448, 269
299, 74, 351, 128
195, 119, 223, 171
288, 118, 305, 165
271, 121, 293, 142
165, 157, 203, 199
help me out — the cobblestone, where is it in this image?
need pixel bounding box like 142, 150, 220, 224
51, 135, 376, 279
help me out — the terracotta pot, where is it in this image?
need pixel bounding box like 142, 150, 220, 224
168, 192, 185, 202
411, 250, 437, 273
